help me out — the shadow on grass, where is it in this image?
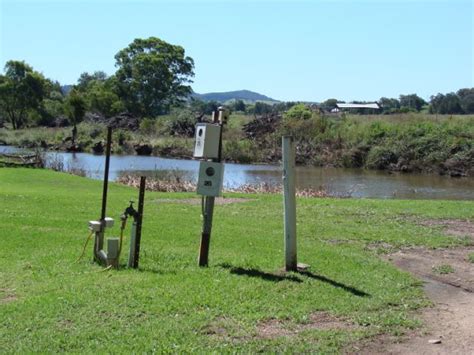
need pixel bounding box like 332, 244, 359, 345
219, 263, 303, 283
297, 270, 370, 297
219, 263, 370, 297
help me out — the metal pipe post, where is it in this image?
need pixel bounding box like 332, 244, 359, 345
94, 127, 112, 262
101, 127, 112, 221
282, 136, 297, 271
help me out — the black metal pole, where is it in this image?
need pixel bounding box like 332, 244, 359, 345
95, 127, 113, 262
101, 127, 112, 221
132, 176, 146, 268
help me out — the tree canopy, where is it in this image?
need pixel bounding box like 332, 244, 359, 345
114, 37, 195, 117
0, 61, 47, 129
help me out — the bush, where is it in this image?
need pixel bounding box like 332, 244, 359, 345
223, 139, 259, 163
366, 146, 398, 169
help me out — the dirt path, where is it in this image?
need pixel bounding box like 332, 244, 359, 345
385, 248, 474, 354
361, 219, 474, 354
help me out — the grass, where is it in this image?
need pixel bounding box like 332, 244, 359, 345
432, 264, 455, 274
468, 253, 474, 263
0, 168, 473, 352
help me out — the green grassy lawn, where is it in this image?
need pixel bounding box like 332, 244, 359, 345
1, 168, 473, 352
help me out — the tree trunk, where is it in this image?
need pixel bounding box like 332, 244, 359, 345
72, 124, 77, 145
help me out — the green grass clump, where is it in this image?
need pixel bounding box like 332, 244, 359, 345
432, 264, 455, 274
0, 169, 473, 352
468, 253, 474, 263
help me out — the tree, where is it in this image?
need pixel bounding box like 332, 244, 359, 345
65, 89, 87, 144
399, 94, 426, 112
77, 71, 108, 92
430, 93, 463, 114
232, 99, 246, 112
320, 98, 339, 112
457, 88, 474, 114
114, 37, 194, 117
0, 60, 46, 129
379, 97, 400, 114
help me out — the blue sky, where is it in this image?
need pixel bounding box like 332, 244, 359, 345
0, 0, 472, 102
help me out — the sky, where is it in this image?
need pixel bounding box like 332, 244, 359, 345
0, 0, 472, 102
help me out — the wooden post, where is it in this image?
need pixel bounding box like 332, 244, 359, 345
198, 109, 223, 267
198, 196, 215, 266
282, 136, 297, 271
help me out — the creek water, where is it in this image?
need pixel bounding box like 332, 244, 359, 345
1, 145, 473, 200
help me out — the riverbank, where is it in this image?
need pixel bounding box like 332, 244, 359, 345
1, 168, 473, 352
0, 113, 473, 176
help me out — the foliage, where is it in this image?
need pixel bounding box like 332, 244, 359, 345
65, 90, 87, 127
189, 98, 220, 116
166, 108, 196, 137
65, 89, 87, 143
115, 37, 194, 117
0, 60, 47, 129
379, 97, 400, 114
232, 99, 246, 112
430, 88, 474, 114
320, 98, 339, 112
76, 71, 108, 91
429, 93, 463, 114
399, 94, 426, 112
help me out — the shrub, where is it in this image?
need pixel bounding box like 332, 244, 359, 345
366, 146, 398, 169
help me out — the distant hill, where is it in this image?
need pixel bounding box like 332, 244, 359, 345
59, 86, 279, 104
192, 90, 279, 103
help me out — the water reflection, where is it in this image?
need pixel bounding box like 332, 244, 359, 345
1, 145, 473, 200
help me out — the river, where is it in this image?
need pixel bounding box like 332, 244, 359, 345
1, 145, 473, 200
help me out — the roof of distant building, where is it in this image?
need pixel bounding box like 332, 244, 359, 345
336, 103, 380, 109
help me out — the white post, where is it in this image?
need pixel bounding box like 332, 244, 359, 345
282, 136, 297, 271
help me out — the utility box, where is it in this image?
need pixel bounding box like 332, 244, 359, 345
194, 123, 221, 159
197, 161, 224, 197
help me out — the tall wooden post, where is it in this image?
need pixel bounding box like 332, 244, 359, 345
282, 136, 297, 271
198, 109, 223, 267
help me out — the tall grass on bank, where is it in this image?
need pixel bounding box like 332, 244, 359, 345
1, 113, 473, 176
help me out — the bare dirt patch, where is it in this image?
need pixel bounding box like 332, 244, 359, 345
360, 254, 473, 350
355, 218, 474, 354
204, 312, 356, 342
0, 289, 17, 304
257, 312, 355, 339
151, 197, 255, 205
418, 219, 474, 239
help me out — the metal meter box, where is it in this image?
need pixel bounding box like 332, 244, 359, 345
194, 123, 221, 159
197, 161, 224, 197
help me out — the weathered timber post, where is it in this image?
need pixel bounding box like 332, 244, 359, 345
198, 109, 225, 267
282, 136, 297, 271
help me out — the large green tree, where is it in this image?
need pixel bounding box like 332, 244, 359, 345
76, 71, 125, 117
114, 37, 194, 117
0, 60, 47, 129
